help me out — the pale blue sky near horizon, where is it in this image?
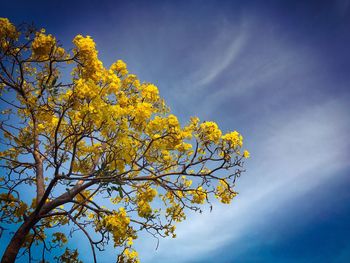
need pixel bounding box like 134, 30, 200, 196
1, 0, 350, 262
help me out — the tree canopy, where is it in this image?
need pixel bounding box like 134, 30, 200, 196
0, 18, 249, 263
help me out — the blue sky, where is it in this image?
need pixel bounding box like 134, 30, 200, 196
2, 0, 350, 262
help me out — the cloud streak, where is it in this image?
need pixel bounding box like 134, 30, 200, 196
136, 96, 350, 263
193, 31, 246, 87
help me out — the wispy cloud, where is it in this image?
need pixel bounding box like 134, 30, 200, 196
168, 17, 322, 121
193, 31, 246, 87
136, 97, 350, 262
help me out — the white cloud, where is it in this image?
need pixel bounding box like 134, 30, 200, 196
193, 32, 246, 87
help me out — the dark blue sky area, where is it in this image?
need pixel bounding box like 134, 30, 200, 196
2, 0, 350, 262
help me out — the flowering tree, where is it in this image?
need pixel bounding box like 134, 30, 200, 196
0, 18, 249, 263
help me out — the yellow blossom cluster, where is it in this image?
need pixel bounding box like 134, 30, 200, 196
190, 186, 207, 204
74, 78, 99, 99
0, 18, 18, 39
121, 74, 139, 89
136, 185, 157, 218
28, 108, 59, 135
144, 114, 196, 162
141, 84, 159, 102
104, 69, 121, 94
101, 208, 135, 247
146, 114, 180, 136
110, 60, 128, 76
163, 191, 186, 223
121, 248, 139, 263
243, 149, 250, 158
199, 121, 222, 143
181, 175, 193, 188
133, 102, 153, 126
215, 180, 237, 204
166, 202, 186, 222
222, 130, 243, 148
73, 35, 103, 81
31, 30, 56, 59
0, 18, 18, 49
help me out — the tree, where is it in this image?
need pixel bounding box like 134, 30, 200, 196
0, 17, 250, 263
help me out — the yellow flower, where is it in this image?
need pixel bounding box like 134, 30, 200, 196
111, 60, 128, 76
73, 35, 103, 81
215, 180, 237, 204
191, 186, 207, 204
31, 32, 56, 59
243, 150, 250, 158
142, 84, 159, 102
127, 237, 133, 246
0, 18, 19, 49
199, 121, 222, 143
222, 130, 243, 148
37, 123, 45, 130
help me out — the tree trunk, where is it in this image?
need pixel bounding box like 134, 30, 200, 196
1, 217, 38, 263
1, 181, 95, 262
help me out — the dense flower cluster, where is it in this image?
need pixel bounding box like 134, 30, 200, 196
31, 31, 56, 59
136, 185, 157, 218
0, 18, 17, 39
73, 35, 103, 81
199, 121, 222, 143
100, 208, 135, 247
222, 130, 243, 148
111, 60, 128, 76
0, 18, 18, 49
141, 83, 159, 102
118, 248, 139, 263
